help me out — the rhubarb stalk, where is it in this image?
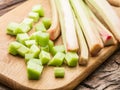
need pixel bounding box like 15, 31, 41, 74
86, 5, 117, 46
70, 0, 103, 56
55, 0, 79, 52
70, 3, 89, 65
47, 0, 60, 40
74, 15, 89, 65
85, 0, 120, 42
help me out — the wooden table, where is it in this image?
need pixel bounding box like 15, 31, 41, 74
0, 0, 120, 90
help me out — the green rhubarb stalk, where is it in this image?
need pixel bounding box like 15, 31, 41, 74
85, 0, 120, 42
87, 6, 117, 46
55, 0, 79, 52
42, 17, 51, 29
54, 67, 65, 78
65, 52, 79, 67
70, 2, 89, 65
47, 0, 60, 40
55, 0, 66, 52
27, 59, 43, 80
48, 52, 65, 66
73, 13, 89, 65
70, 0, 103, 56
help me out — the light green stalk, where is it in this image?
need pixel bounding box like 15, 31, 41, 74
85, 0, 120, 42
70, 0, 103, 56
55, 0, 79, 52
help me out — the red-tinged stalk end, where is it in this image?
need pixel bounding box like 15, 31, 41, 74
85, 0, 120, 42
47, 0, 61, 40
55, 0, 79, 52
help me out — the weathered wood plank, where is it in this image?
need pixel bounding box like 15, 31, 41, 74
0, 0, 26, 16
0, 83, 10, 90
75, 6, 120, 90
0, 0, 26, 10
75, 49, 120, 90
0, 2, 24, 16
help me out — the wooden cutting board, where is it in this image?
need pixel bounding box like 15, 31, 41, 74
0, 0, 119, 89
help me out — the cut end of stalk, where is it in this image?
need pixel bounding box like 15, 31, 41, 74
106, 36, 112, 40
47, 24, 60, 40
55, 0, 79, 52
66, 41, 79, 52
79, 57, 89, 65
89, 7, 117, 46
90, 44, 103, 56
95, 21, 117, 46
47, 0, 61, 40
85, 0, 120, 42
99, 31, 112, 40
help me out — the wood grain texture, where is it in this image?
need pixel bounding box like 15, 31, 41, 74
75, 49, 120, 90
0, 0, 120, 90
75, 6, 120, 90
0, 0, 26, 10
0, 0, 26, 16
